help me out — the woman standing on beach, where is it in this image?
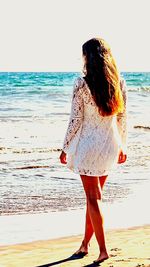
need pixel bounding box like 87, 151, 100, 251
60, 38, 127, 264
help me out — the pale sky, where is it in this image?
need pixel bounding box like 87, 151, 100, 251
0, 0, 149, 72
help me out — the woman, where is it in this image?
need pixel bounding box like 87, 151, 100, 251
60, 38, 127, 264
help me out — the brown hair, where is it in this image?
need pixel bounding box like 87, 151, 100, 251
82, 38, 124, 116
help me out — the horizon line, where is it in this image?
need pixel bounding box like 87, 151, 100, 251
0, 70, 150, 73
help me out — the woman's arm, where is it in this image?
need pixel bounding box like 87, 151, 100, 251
117, 78, 128, 153
62, 77, 84, 154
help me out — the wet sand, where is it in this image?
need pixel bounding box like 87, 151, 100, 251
0, 225, 149, 267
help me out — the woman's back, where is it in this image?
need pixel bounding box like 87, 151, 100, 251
62, 76, 127, 176
78, 77, 114, 125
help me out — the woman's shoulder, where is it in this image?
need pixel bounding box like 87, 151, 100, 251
74, 76, 86, 89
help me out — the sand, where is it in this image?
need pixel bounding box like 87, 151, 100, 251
0, 225, 150, 267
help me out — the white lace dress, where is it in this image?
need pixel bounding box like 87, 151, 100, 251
62, 77, 127, 176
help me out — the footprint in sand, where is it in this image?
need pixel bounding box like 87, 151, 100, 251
110, 248, 121, 252
135, 264, 146, 267
115, 259, 130, 262
110, 254, 117, 258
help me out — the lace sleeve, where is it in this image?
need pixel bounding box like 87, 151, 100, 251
117, 78, 128, 151
62, 78, 84, 153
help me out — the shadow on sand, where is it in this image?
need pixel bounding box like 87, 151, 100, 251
36, 256, 73, 266
36, 254, 101, 267
36, 255, 100, 267
36, 255, 95, 267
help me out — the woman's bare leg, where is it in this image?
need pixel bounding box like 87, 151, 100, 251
75, 175, 108, 255
74, 201, 93, 254
99, 175, 108, 190
80, 175, 108, 262
82, 176, 108, 248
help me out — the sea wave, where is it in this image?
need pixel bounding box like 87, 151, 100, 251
128, 86, 150, 92
134, 125, 150, 130
15, 165, 50, 169
0, 147, 61, 154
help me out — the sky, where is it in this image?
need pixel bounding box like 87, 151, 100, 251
0, 0, 149, 72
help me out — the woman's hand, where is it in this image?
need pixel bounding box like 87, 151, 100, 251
118, 149, 127, 164
60, 150, 67, 164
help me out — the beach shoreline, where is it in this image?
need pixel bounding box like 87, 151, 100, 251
0, 224, 149, 267
1, 193, 150, 247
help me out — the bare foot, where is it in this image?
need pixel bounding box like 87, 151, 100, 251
94, 251, 109, 263
74, 240, 89, 255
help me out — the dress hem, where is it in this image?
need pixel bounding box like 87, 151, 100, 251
67, 166, 110, 177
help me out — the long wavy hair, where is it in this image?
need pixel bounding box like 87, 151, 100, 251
82, 38, 124, 116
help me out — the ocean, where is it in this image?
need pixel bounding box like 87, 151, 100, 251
0, 72, 150, 216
